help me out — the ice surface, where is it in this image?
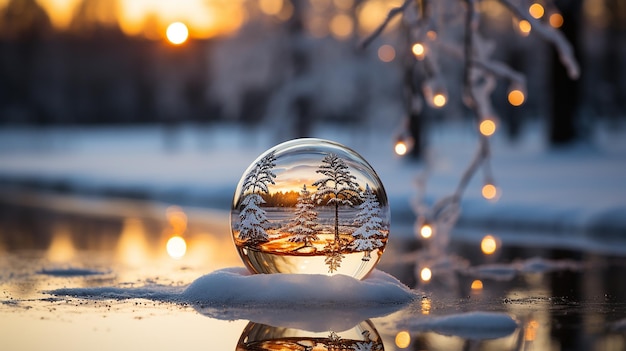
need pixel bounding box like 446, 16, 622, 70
467, 257, 582, 281
402, 311, 518, 340
48, 267, 416, 331
38, 268, 110, 277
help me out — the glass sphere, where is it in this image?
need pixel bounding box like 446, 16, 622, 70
231, 138, 390, 280
236, 320, 383, 351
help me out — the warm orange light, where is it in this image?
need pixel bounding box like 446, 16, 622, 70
433, 93, 447, 107
549, 13, 564, 28
427, 30, 437, 40
378, 44, 396, 62
166, 236, 187, 259
420, 224, 433, 238
525, 320, 539, 341
395, 331, 411, 348
394, 141, 408, 156
259, 0, 283, 15
482, 183, 498, 200
48, 226, 76, 263
471, 279, 484, 290
330, 14, 353, 39
529, 3, 545, 19
518, 20, 532, 35
479, 119, 497, 137
421, 297, 431, 315
508, 89, 525, 106
481, 235, 498, 255
411, 42, 425, 59
420, 267, 432, 282
166, 205, 188, 234
166, 22, 189, 44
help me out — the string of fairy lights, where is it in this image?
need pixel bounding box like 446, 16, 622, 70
363, 0, 579, 285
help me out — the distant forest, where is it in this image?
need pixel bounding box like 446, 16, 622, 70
260, 188, 384, 207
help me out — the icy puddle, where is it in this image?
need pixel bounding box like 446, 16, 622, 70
1, 193, 625, 351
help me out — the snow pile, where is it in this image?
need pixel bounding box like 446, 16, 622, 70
402, 312, 518, 340
47, 267, 416, 330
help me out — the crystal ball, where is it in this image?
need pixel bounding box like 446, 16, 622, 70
231, 138, 390, 280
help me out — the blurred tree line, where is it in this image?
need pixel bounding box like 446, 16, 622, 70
0, 0, 624, 150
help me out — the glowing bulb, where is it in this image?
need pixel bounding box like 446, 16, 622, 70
411, 42, 425, 59
508, 89, 525, 106
529, 3, 544, 19
433, 93, 447, 107
518, 20, 532, 35
471, 279, 483, 290
549, 13, 564, 28
482, 183, 498, 200
166, 236, 187, 259
395, 331, 411, 349
479, 119, 497, 137
481, 235, 497, 255
394, 141, 408, 156
330, 14, 353, 39
166, 22, 189, 45
420, 267, 432, 282
378, 44, 396, 62
420, 224, 433, 238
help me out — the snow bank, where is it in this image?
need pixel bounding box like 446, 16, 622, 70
402, 312, 518, 340
47, 267, 416, 331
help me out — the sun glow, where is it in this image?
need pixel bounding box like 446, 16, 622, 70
166, 236, 187, 259
166, 22, 189, 44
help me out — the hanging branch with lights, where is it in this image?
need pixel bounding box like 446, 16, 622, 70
362, 0, 579, 246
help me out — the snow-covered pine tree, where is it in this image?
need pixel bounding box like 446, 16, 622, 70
351, 184, 385, 261
286, 184, 319, 247
238, 151, 277, 245
313, 153, 360, 244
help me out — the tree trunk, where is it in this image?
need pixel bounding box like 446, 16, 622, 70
334, 202, 339, 243
549, 0, 582, 146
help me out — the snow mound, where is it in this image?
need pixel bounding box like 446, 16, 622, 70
182, 267, 415, 307
403, 312, 518, 340
47, 267, 416, 330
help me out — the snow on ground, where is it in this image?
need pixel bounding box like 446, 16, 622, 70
47, 267, 416, 332
0, 122, 625, 242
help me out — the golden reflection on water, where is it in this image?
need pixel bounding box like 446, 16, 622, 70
116, 218, 152, 267
47, 224, 76, 263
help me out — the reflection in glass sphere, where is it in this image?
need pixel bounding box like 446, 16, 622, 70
231, 139, 390, 280
236, 320, 384, 351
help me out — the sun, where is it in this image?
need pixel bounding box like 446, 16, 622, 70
166, 22, 189, 45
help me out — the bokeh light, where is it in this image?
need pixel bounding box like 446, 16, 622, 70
479, 119, 497, 137
508, 89, 525, 106
471, 279, 484, 290
259, 0, 283, 16
518, 19, 532, 36
394, 140, 407, 156
378, 44, 396, 62
529, 3, 545, 19
549, 13, 564, 28
166, 22, 189, 45
481, 234, 498, 255
433, 93, 447, 107
395, 331, 411, 348
420, 267, 432, 282
411, 42, 425, 60
420, 224, 433, 239
166, 236, 187, 259
482, 183, 498, 200
330, 14, 353, 39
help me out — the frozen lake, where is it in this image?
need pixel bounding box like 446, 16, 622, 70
1, 191, 625, 351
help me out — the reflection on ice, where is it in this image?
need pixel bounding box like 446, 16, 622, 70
236, 320, 384, 351
401, 311, 518, 340
47, 224, 76, 263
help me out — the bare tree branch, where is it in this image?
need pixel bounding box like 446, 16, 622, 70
360, 0, 413, 49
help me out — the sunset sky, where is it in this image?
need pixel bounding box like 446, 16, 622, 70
0, 0, 403, 40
